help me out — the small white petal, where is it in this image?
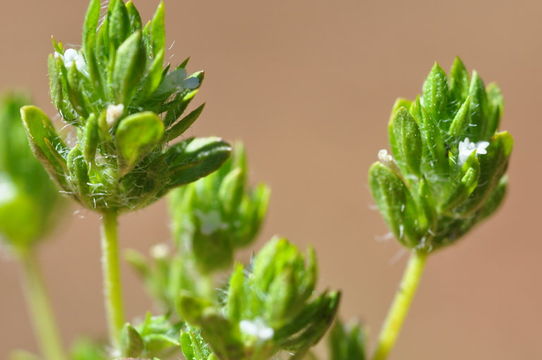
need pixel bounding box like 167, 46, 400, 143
196, 210, 227, 236
476, 141, 490, 155
378, 149, 394, 165
0, 177, 16, 203
106, 104, 125, 127
458, 138, 489, 165
240, 318, 274, 341
61, 49, 88, 75
151, 244, 169, 259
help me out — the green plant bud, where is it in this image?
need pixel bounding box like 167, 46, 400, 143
26, 0, 231, 214
115, 315, 183, 359
370, 58, 514, 252
169, 144, 270, 273
327, 319, 367, 360
120, 324, 144, 357
178, 237, 340, 360
275, 292, 341, 358
0, 95, 63, 252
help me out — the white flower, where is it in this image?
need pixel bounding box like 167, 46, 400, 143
458, 138, 489, 165
0, 177, 15, 203
378, 149, 394, 166
239, 318, 274, 341
55, 49, 88, 75
195, 210, 227, 236
106, 104, 125, 127
151, 244, 169, 259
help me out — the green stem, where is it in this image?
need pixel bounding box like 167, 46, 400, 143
101, 210, 125, 348
20, 250, 67, 360
372, 251, 428, 360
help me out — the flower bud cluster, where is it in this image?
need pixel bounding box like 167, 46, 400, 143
370, 58, 513, 252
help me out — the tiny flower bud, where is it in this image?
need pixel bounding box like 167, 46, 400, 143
106, 104, 125, 127
239, 318, 274, 341
370, 58, 513, 252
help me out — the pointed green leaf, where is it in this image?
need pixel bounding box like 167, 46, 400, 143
448, 97, 471, 137
448, 57, 470, 105
467, 71, 489, 140
120, 324, 144, 358
109, 0, 130, 48
226, 264, 245, 322
82, 114, 99, 164
485, 82, 503, 138
48, 55, 78, 124
20, 106, 69, 188
369, 162, 420, 248
390, 98, 412, 118
126, 1, 143, 32
163, 137, 231, 189
328, 320, 366, 360
164, 89, 200, 127
67, 146, 90, 206
112, 31, 146, 103
388, 107, 422, 177
422, 63, 448, 123
151, 1, 166, 56
418, 103, 447, 175
165, 103, 205, 142
82, 0, 101, 86
67, 64, 90, 117
476, 176, 507, 222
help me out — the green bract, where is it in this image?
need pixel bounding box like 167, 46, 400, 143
21, 0, 231, 213
328, 320, 367, 360
369, 58, 513, 252
0, 94, 62, 252
169, 144, 271, 273
177, 237, 341, 360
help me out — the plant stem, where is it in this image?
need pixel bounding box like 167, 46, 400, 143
372, 251, 428, 360
20, 250, 66, 360
101, 210, 125, 348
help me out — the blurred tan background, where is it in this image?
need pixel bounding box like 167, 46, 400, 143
0, 0, 540, 359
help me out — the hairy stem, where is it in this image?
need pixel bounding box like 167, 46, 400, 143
101, 210, 125, 348
20, 251, 66, 360
372, 251, 428, 360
